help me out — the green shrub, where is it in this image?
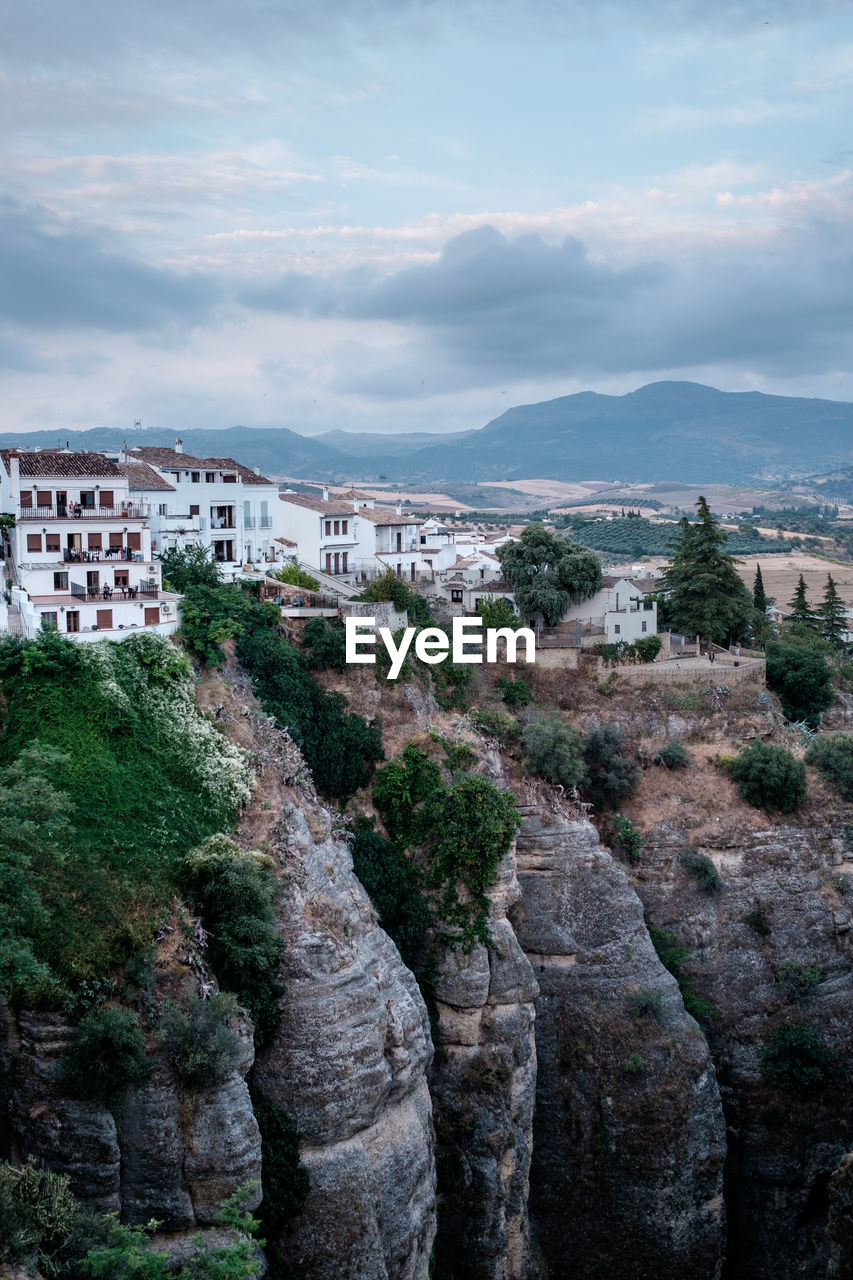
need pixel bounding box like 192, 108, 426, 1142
0, 1159, 82, 1278
184, 837, 284, 1046
522, 714, 586, 790
766, 640, 834, 726
612, 815, 643, 863
271, 563, 320, 591
625, 986, 665, 1023
158, 544, 222, 593
471, 707, 520, 746
624, 1052, 645, 1074
63, 1006, 149, 1100
496, 676, 533, 709
301, 617, 347, 671
730, 741, 806, 813
763, 1020, 839, 1089
655, 740, 690, 770
476, 596, 518, 629
805, 734, 853, 801
179, 583, 280, 668
250, 1096, 310, 1238
649, 925, 716, 1024
777, 958, 821, 1002
633, 634, 663, 663
680, 850, 723, 894
350, 818, 432, 972
745, 907, 772, 937
431, 650, 474, 710
353, 568, 432, 625
158, 993, 241, 1088
583, 723, 640, 810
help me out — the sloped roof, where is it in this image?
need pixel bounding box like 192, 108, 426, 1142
116, 461, 175, 492
278, 492, 353, 514
2, 449, 122, 478
357, 508, 423, 526
130, 446, 273, 485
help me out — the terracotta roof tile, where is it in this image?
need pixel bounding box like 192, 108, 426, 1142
116, 461, 175, 492
1, 449, 123, 479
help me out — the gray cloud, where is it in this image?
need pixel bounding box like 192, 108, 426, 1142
0, 198, 221, 333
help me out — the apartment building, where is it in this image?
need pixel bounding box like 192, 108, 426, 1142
0, 450, 179, 641
122, 442, 285, 578
278, 491, 360, 581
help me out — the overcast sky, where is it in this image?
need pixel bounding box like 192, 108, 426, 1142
3, 0, 853, 436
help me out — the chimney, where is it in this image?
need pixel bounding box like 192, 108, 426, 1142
395, 501, 402, 516
353, 498, 359, 512
253, 465, 260, 476
322, 487, 329, 502
174, 438, 183, 454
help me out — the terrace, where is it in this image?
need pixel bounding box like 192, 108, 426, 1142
19, 503, 150, 520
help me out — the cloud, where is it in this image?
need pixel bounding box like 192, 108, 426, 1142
0, 198, 221, 333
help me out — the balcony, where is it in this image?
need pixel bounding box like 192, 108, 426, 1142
74, 583, 163, 602
64, 548, 147, 564
20, 503, 150, 520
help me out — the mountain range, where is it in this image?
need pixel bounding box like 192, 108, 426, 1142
3, 382, 852, 485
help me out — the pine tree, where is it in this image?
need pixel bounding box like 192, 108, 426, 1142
753, 565, 767, 613
789, 574, 813, 626
818, 574, 847, 647
664, 496, 752, 647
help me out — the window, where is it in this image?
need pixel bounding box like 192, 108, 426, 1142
36, 490, 51, 507
88, 533, 102, 552
80, 491, 95, 508
325, 553, 332, 572
341, 519, 348, 535
614, 624, 621, 635
205, 472, 215, 483
341, 552, 348, 573
144, 606, 160, 626
19, 492, 32, 508
325, 521, 332, 536
223, 474, 236, 483
158, 504, 168, 516
190, 505, 199, 516
451, 589, 463, 603
45, 534, 60, 553
41, 612, 58, 631
66, 611, 80, 633
333, 520, 340, 535
641, 621, 648, 633
26, 534, 42, 553
411, 563, 416, 582
109, 532, 123, 547
96, 609, 113, 630
99, 490, 114, 507
114, 570, 129, 587
127, 532, 141, 551
53, 572, 68, 591
86, 571, 99, 590
191, 472, 200, 483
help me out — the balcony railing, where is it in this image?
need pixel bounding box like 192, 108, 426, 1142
64, 548, 145, 564
81, 583, 162, 602
20, 503, 150, 520
259, 515, 273, 528
244, 515, 256, 528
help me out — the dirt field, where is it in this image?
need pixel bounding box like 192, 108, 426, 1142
734, 552, 853, 607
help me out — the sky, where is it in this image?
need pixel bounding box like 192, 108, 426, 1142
3, 0, 853, 437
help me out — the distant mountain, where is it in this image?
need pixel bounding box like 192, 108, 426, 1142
393, 382, 853, 484
3, 383, 852, 485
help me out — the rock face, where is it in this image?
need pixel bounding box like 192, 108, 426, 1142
510, 804, 727, 1280
0, 1001, 261, 1230
429, 843, 540, 1279
636, 815, 853, 1280
249, 751, 436, 1280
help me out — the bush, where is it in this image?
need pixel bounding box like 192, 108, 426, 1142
0, 1159, 81, 1278
496, 676, 533, 709
633, 634, 663, 663
183, 837, 284, 1047
745, 907, 772, 937
301, 617, 347, 671
158, 544, 222, 593
805, 734, 853, 801
763, 1020, 839, 1089
650, 925, 716, 1024
625, 986, 665, 1023
612, 814, 643, 863
583, 723, 640, 810
158, 993, 241, 1088
63, 1006, 149, 1100
655, 740, 690, 770
777, 958, 821, 1002
766, 640, 834, 726
476, 596, 517, 629
251, 1096, 310, 1238
680, 850, 723, 894
354, 568, 432, 625
431, 654, 474, 710
350, 819, 432, 972
471, 706, 520, 746
730, 741, 806, 813
272, 563, 320, 591
522, 714, 586, 790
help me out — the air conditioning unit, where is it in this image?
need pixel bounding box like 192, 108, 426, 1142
162, 604, 171, 615
147, 579, 156, 588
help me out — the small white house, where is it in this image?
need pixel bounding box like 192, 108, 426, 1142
561, 575, 657, 643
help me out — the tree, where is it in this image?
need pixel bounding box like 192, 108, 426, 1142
818, 575, 847, 648
497, 524, 602, 628
789, 574, 814, 627
753, 565, 768, 613
475, 596, 517, 629
158, 544, 221, 593
663, 498, 752, 646
765, 640, 834, 726
805, 734, 853, 801
582, 723, 640, 810
522, 714, 586, 790
730, 741, 806, 813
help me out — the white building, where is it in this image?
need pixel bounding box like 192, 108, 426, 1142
0, 449, 180, 641
561, 575, 657, 643
277, 491, 361, 582
123, 442, 285, 578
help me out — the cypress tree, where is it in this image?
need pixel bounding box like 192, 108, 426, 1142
819, 574, 847, 647
753, 565, 767, 613
664, 496, 751, 647
789, 574, 813, 626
